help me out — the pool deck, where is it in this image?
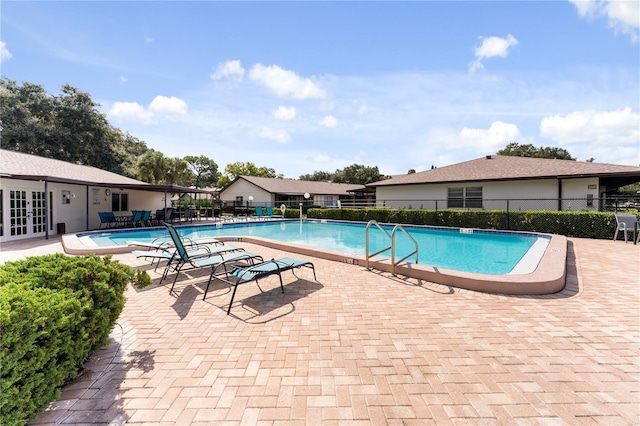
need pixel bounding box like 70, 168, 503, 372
1, 235, 638, 425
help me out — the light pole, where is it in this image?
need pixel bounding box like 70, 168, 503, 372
300, 192, 310, 221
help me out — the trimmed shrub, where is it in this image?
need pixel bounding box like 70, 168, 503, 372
306, 208, 634, 239
0, 254, 151, 426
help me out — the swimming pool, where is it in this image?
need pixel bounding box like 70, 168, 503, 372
77, 220, 548, 275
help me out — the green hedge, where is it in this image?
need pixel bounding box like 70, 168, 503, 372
307, 208, 633, 239
0, 254, 151, 426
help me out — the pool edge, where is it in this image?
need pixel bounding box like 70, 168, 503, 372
62, 231, 567, 296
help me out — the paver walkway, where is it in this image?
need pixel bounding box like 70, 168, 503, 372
2, 236, 638, 424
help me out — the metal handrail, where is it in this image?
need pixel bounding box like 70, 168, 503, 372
391, 225, 418, 276
365, 220, 392, 270
365, 220, 419, 275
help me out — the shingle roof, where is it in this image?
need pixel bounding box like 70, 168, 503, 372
0, 149, 147, 186
239, 175, 365, 195
368, 155, 640, 187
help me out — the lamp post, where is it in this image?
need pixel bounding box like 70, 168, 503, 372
300, 192, 310, 221
248, 196, 253, 218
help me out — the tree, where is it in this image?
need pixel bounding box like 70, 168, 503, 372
218, 162, 282, 187
136, 150, 169, 184
497, 142, 576, 160
0, 80, 57, 157
165, 157, 194, 186
184, 155, 220, 188
332, 164, 385, 185
407, 169, 416, 174
0, 79, 150, 176
299, 171, 332, 181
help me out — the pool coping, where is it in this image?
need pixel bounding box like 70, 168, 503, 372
62, 224, 567, 296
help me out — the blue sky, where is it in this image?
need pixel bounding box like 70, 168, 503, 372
2, 1, 639, 179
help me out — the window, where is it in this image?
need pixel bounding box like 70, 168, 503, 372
111, 193, 129, 212
448, 186, 483, 209
447, 187, 464, 208
465, 186, 483, 208
235, 196, 243, 206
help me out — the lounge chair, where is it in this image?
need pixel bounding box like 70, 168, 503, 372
253, 206, 266, 220
127, 236, 223, 252
266, 206, 283, 218
98, 211, 118, 229
131, 234, 239, 276
216, 257, 316, 314
163, 223, 263, 292
613, 214, 639, 244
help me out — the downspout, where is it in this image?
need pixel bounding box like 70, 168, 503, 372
558, 178, 563, 211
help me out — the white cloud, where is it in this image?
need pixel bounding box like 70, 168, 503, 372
468, 34, 519, 74
119, 76, 128, 84
211, 59, 245, 82
319, 115, 338, 128
273, 106, 297, 121
249, 63, 326, 99
570, 0, 639, 42
540, 107, 639, 145
257, 127, 291, 143
108, 101, 155, 124
0, 41, 12, 63
149, 95, 188, 115
313, 154, 332, 163
107, 96, 188, 124
144, 35, 154, 44
459, 121, 523, 149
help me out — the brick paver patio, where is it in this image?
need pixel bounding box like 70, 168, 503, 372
2, 236, 638, 425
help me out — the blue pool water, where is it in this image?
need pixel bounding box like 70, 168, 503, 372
79, 220, 546, 275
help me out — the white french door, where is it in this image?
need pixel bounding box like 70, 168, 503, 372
8, 190, 47, 238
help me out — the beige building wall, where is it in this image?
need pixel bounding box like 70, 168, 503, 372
375, 178, 599, 211
0, 179, 167, 242
220, 180, 273, 205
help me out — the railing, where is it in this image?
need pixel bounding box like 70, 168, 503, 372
365, 220, 419, 276
365, 220, 392, 270
336, 197, 640, 213
390, 224, 418, 276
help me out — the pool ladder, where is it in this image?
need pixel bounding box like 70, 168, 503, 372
365, 220, 418, 276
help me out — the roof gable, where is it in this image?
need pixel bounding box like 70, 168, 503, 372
0, 149, 147, 186
238, 176, 364, 195
368, 155, 640, 187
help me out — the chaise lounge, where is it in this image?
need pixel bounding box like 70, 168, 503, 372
215, 257, 316, 314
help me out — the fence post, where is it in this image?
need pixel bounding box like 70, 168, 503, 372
506, 199, 510, 230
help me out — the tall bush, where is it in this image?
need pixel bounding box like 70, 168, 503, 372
0, 254, 151, 426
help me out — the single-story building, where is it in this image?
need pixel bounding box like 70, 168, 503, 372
367, 155, 640, 211
219, 176, 370, 209
0, 149, 211, 242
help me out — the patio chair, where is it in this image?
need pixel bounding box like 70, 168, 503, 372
130, 210, 144, 227
140, 210, 152, 227
253, 206, 266, 220
266, 206, 283, 218
216, 257, 316, 314
163, 223, 263, 292
98, 211, 118, 229
613, 214, 639, 244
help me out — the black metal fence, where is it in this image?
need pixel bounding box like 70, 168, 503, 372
338, 196, 639, 213
310, 196, 639, 239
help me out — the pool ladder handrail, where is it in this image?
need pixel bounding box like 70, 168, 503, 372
365, 220, 419, 275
